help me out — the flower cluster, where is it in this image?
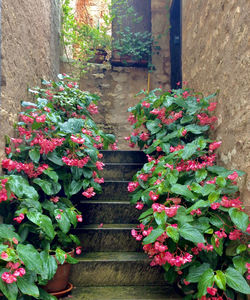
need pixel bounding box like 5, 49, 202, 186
126, 87, 250, 299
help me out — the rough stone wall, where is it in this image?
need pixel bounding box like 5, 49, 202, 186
182, 0, 250, 210
0, 0, 61, 162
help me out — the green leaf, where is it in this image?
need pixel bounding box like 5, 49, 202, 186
17, 244, 43, 274
233, 256, 248, 275
186, 124, 209, 134
229, 208, 249, 232
226, 240, 241, 256
29, 148, 40, 163
180, 115, 194, 124
236, 244, 247, 254
186, 263, 210, 283
54, 210, 71, 234
40, 251, 57, 281
214, 270, 226, 290
195, 169, 207, 183
0, 224, 20, 241
186, 200, 209, 214
197, 268, 214, 298
0, 269, 18, 300
47, 151, 64, 166
166, 226, 179, 243
171, 184, 194, 199
181, 144, 197, 160
208, 191, 220, 203
68, 180, 83, 196
225, 267, 250, 294
179, 224, 205, 243
211, 235, 223, 256
202, 184, 215, 196
146, 119, 161, 134
39, 287, 57, 300
33, 178, 53, 195
59, 118, 84, 133
139, 208, 153, 220
27, 211, 55, 240
85, 148, 98, 161
65, 208, 77, 228
143, 227, 165, 245
43, 169, 58, 182
174, 206, 193, 225
154, 211, 167, 226
66, 255, 78, 264
17, 273, 40, 297
55, 248, 66, 264
216, 176, 226, 187
8, 175, 39, 200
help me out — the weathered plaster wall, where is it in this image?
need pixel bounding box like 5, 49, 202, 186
182, 0, 250, 210
0, 0, 61, 161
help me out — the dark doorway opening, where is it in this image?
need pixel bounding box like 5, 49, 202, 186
170, 0, 182, 89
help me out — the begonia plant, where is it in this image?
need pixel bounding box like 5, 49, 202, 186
126, 86, 250, 299
0, 74, 116, 299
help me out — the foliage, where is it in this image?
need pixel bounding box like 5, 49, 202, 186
61, 0, 112, 70
0, 74, 116, 299
126, 86, 250, 299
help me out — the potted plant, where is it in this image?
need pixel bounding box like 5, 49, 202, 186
0, 74, 117, 299
126, 86, 250, 299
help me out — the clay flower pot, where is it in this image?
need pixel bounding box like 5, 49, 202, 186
43, 250, 75, 293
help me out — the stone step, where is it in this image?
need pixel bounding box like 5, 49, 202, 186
100, 163, 142, 181
100, 150, 147, 164
74, 224, 141, 252
93, 181, 130, 201
69, 252, 165, 287
78, 201, 141, 224
68, 285, 182, 300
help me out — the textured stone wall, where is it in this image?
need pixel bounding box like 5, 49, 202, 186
182, 0, 250, 210
0, 0, 61, 162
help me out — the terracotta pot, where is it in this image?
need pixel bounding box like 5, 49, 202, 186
43, 250, 74, 293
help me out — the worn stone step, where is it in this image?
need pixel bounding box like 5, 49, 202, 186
68, 285, 182, 300
100, 163, 142, 181
93, 181, 130, 201
78, 201, 141, 224
74, 224, 141, 252
101, 150, 147, 164
70, 252, 165, 287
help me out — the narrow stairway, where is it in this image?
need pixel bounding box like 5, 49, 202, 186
69, 151, 181, 300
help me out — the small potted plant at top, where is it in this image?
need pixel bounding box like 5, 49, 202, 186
0, 74, 117, 299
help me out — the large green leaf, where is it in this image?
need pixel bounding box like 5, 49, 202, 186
17, 244, 43, 274
225, 267, 250, 294
29, 148, 41, 163
211, 235, 223, 256
186, 200, 209, 214
40, 251, 58, 281
43, 169, 58, 182
195, 169, 208, 183
54, 209, 71, 234
33, 178, 52, 195
139, 208, 153, 220
0, 269, 18, 300
179, 224, 205, 243
27, 211, 55, 240
8, 175, 39, 201
154, 211, 167, 226
38, 287, 57, 300
186, 124, 209, 134
186, 263, 210, 283
47, 151, 64, 166
214, 270, 226, 290
232, 256, 248, 275
59, 118, 84, 133
68, 180, 83, 196
229, 208, 249, 232
171, 184, 194, 199
166, 226, 179, 243
181, 144, 197, 160
197, 268, 214, 298
17, 273, 40, 298
146, 119, 161, 134
143, 227, 165, 245
0, 224, 20, 241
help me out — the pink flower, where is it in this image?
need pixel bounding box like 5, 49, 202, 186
207, 287, 217, 296
12, 238, 18, 245
135, 202, 144, 210
209, 141, 222, 152
140, 132, 150, 141
76, 246, 82, 255
50, 196, 59, 203
183, 279, 190, 285
1, 252, 8, 259
87, 104, 98, 114
181, 129, 187, 136
36, 114, 46, 123
207, 102, 217, 111
13, 213, 25, 224
142, 101, 150, 108
76, 215, 83, 222
139, 174, 149, 181
211, 202, 220, 210
96, 161, 105, 170
55, 214, 61, 220
94, 177, 104, 184
82, 187, 96, 198
156, 146, 162, 152
227, 171, 238, 181
229, 229, 242, 240
127, 181, 139, 192
149, 191, 159, 201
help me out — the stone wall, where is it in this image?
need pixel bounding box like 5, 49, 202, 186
0, 0, 61, 161
182, 0, 250, 210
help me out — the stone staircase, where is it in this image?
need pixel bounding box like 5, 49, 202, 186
68, 151, 181, 300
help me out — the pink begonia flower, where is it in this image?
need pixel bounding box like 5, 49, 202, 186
227, 171, 238, 181
76, 247, 82, 255
76, 215, 83, 222
135, 202, 144, 210
55, 214, 61, 220
181, 129, 187, 136
1, 252, 8, 259
82, 187, 96, 198
207, 287, 217, 296
207, 102, 217, 111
